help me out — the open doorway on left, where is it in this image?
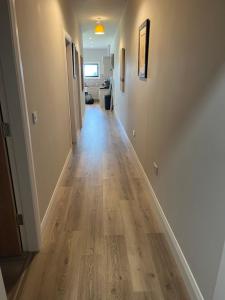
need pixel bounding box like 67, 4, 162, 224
0, 101, 32, 299
65, 34, 78, 145
0, 85, 32, 300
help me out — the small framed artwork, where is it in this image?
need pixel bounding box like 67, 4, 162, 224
80, 55, 84, 91
138, 19, 150, 79
72, 43, 76, 79
120, 48, 125, 92
110, 53, 114, 69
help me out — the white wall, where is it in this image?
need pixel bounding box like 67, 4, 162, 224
15, 0, 83, 221
0, 0, 42, 250
0, 269, 7, 300
83, 48, 108, 99
112, 0, 225, 299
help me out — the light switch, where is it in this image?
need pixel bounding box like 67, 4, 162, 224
32, 111, 38, 124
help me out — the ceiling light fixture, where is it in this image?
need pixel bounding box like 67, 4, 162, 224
95, 18, 105, 35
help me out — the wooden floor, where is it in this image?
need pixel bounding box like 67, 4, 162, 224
15, 105, 189, 300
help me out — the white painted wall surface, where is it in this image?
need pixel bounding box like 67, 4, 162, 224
15, 0, 83, 221
112, 0, 225, 298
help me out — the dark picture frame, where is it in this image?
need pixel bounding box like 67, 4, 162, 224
72, 43, 76, 79
138, 19, 150, 79
111, 53, 114, 69
120, 48, 125, 92
80, 55, 84, 91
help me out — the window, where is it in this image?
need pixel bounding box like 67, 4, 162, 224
84, 63, 99, 78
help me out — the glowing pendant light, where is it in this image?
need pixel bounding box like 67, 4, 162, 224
95, 19, 105, 35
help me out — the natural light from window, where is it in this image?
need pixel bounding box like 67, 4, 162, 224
84, 64, 99, 78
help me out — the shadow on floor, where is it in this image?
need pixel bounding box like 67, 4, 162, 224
0, 253, 34, 299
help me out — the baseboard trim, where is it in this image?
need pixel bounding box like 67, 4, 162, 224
41, 148, 72, 233
114, 110, 204, 300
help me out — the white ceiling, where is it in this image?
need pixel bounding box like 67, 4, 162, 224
75, 0, 127, 49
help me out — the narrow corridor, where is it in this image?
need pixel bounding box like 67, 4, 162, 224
15, 105, 189, 300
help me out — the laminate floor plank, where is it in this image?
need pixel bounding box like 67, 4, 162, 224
104, 235, 132, 300
120, 200, 165, 298
132, 292, 153, 300
148, 234, 189, 300
77, 254, 104, 300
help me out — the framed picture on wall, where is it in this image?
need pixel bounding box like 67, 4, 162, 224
72, 43, 76, 79
138, 19, 150, 79
120, 48, 125, 92
110, 53, 114, 69
80, 55, 84, 91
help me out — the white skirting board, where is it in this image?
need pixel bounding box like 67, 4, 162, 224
114, 110, 204, 300
41, 148, 72, 233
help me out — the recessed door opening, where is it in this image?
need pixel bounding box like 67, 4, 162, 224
65, 36, 78, 145
0, 102, 27, 298
0, 105, 22, 257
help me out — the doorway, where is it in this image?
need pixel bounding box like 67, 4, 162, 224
74, 48, 82, 129
0, 105, 22, 257
65, 36, 77, 144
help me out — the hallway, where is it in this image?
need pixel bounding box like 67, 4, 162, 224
14, 105, 189, 300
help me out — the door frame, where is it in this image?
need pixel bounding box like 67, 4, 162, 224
74, 47, 82, 130
0, 0, 42, 252
64, 31, 77, 145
